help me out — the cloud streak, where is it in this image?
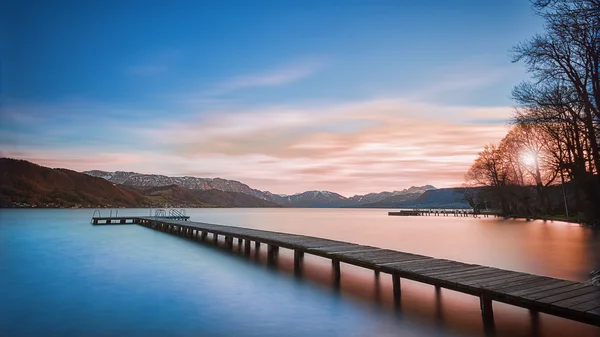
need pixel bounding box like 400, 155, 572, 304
2, 60, 515, 196
206, 59, 324, 95
126, 98, 510, 194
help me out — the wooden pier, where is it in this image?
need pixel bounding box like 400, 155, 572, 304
91, 216, 189, 225
92, 214, 600, 327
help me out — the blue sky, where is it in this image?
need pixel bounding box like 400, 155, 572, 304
1, 1, 543, 195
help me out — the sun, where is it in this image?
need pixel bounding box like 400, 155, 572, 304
521, 152, 537, 166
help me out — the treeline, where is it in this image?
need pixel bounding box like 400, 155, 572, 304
464, 0, 600, 224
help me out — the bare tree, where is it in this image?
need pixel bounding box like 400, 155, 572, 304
510, 0, 600, 223
512, 0, 600, 173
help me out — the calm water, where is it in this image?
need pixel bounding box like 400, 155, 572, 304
1, 208, 599, 337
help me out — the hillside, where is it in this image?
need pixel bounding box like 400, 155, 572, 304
361, 188, 470, 208
0, 158, 149, 208
85, 170, 268, 200
356, 192, 424, 208
124, 185, 281, 208
193, 189, 281, 207
265, 190, 349, 207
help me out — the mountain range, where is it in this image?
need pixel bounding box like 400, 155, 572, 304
0, 159, 278, 208
0, 158, 470, 208
85, 170, 440, 208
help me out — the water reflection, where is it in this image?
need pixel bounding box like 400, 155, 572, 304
0, 208, 598, 337
178, 208, 600, 337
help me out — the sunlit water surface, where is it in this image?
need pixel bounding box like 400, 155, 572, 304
1, 208, 598, 337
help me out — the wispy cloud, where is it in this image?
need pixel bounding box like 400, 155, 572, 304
125, 49, 182, 76
126, 98, 511, 194
3, 60, 516, 195
206, 59, 325, 95
401, 61, 520, 104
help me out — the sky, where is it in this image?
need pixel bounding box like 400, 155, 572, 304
0, 1, 544, 196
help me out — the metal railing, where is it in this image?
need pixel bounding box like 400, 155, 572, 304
169, 208, 187, 220
90, 210, 101, 224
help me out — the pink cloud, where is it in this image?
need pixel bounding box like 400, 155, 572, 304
3, 97, 511, 196
122, 99, 510, 195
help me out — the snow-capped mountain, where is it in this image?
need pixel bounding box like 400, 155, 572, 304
264, 186, 437, 207
84, 170, 268, 200
346, 185, 437, 205
84, 170, 436, 207
264, 190, 349, 207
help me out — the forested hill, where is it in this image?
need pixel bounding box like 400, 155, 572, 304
0, 158, 149, 208
358, 188, 471, 208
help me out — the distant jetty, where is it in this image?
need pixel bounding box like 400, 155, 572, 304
388, 209, 498, 217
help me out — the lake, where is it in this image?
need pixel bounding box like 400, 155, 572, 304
1, 208, 598, 337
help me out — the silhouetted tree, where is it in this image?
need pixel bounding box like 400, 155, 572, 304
510, 0, 600, 223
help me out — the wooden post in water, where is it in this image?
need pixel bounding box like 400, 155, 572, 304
244, 239, 251, 255
200, 231, 207, 241
332, 259, 341, 284
480, 296, 494, 321
392, 274, 401, 303
294, 250, 304, 274
267, 245, 278, 264
213, 233, 218, 244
